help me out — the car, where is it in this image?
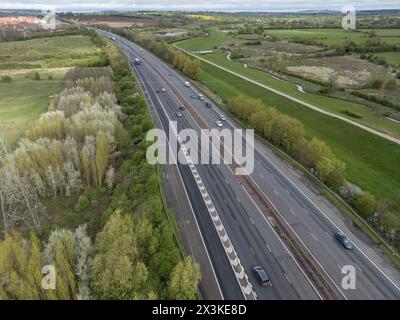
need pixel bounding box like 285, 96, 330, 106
198, 94, 204, 100
253, 266, 270, 287
161, 88, 166, 92
219, 115, 226, 121
179, 105, 185, 110
205, 102, 212, 108
176, 112, 183, 118
216, 121, 223, 127
190, 95, 197, 99
155, 89, 160, 93
184, 81, 190, 87
335, 231, 353, 250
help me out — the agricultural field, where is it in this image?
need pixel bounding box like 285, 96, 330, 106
0, 79, 63, 145
62, 14, 160, 27
373, 51, 400, 66
263, 28, 400, 46
0, 35, 107, 145
0, 35, 105, 69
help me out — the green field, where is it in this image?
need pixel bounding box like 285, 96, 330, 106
0, 80, 63, 145
197, 60, 400, 200
263, 28, 400, 46
0, 35, 104, 69
374, 51, 400, 65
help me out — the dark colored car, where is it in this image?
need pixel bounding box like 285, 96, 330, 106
155, 89, 160, 93
205, 102, 212, 108
190, 95, 197, 99
335, 231, 353, 250
253, 266, 270, 287
179, 105, 185, 110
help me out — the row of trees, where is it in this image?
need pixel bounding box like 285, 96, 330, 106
0, 74, 128, 232
226, 94, 390, 236
0, 225, 92, 300
227, 95, 346, 188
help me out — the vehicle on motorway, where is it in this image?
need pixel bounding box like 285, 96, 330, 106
216, 121, 223, 127
134, 58, 141, 65
219, 115, 226, 121
110, 36, 116, 41
161, 88, 166, 92
176, 112, 183, 118
155, 89, 160, 93
179, 105, 185, 110
190, 95, 197, 99
205, 102, 212, 108
253, 266, 270, 287
185, 81, 190, 87
198, 94, 204, 100
335, 231, 353, 250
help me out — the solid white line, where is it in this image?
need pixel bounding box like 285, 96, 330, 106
284, 273, 292, 284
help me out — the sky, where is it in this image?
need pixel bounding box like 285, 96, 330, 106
0, 0, 399, 12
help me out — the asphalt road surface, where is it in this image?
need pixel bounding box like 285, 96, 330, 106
97, 30, 400, 300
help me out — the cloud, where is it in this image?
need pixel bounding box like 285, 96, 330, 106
0, 0, 399, 12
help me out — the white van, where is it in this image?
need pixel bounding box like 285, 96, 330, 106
184, 81, 190, 87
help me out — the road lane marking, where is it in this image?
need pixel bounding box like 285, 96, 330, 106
311, 233, 318, 241
284, 273, 292, 284
290, 209, 296, 216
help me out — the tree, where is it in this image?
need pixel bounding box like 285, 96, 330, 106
168, 256, 201, 300
350, 192, 376, 217
95, 133, 109, 187
306, 137, 332, 168
92, 211, 148, 300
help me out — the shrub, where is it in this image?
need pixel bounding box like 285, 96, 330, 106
350, 192, 377, 217
33, 72, 40, 81
1, 75, 12, 83
74, 195, 90, 213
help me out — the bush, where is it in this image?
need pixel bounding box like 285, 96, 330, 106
74, 195, 90, 213
341, 110, 363, 119
33, 72, 40, 81
1, 75, 12, 83
350, 192, 377, 217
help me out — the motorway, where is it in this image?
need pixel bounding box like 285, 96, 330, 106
98, 30, 400, 300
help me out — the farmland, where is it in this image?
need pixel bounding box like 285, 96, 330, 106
263, 28, 400, 46
62, 14, 160, 28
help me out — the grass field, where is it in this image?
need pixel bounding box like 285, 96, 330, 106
197, 61, 400, 200
373, 51, 400, 65
0, 80, 63, 145
263, 28, 400, 46
0, 35, 104, 69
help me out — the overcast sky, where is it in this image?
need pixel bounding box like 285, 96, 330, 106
0, 0, 399, 12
